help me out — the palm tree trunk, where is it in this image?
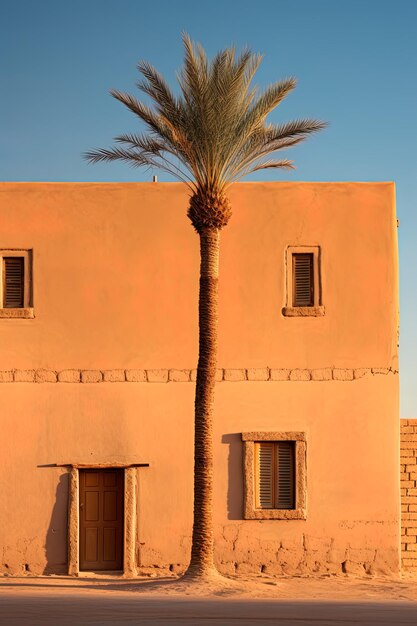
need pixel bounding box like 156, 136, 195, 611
185, 226, 220, 579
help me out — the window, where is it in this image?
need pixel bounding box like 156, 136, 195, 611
256, 441, 294, 509
0, 250, 34, 318
292, 253, 314, 307
242, 431, 306, 520
282, 246, 324, 317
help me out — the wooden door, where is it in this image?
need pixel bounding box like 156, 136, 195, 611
79, 469, 124, 571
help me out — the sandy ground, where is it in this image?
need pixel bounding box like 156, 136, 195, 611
1, 574, 417, 625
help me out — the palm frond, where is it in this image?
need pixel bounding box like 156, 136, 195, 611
136, 61, 181, 120
84, 146, 149, 166
241, 78, 297, 131
86, 35, 326, 194
114, 133, 166, 154
246, 158, 295, 173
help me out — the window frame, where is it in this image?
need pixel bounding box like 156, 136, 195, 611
282, 245, 324, 317
242, 431, 307, 520
0, 249, 34, 318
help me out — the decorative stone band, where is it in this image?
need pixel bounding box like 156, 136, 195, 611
0, 366, 398, 383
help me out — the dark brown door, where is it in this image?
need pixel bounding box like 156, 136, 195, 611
79, 469, 124, 571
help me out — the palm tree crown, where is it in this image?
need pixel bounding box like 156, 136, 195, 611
86, 34, 326, 232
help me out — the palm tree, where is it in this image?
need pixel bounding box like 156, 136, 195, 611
85, 35, 326, 581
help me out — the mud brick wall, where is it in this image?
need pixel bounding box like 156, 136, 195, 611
401, 419, 417, 570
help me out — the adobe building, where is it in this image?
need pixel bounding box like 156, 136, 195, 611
0, 181, 401, 577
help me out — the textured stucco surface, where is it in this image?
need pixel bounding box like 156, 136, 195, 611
0, 182, 398, 372
0, 182, 399, 577
0, 376, 399, 577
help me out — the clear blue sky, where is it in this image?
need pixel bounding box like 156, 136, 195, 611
1, 0, 416, 415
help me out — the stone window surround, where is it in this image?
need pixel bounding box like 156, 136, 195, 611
0, 249, 34, 318
282, 245, 324, 317
242, 431, 307, 520
65, 463, 148, 577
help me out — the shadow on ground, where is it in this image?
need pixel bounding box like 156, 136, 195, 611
0, 577, 177, 593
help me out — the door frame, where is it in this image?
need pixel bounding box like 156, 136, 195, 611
67, 466, 137, 577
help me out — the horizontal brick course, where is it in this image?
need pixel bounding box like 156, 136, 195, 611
168, 369, 191, 382
401, 441, 417, 449
58, 369, 81, 383
402, 426, 417, 434
147, 369, 168, 383
333, 368, 354, 381
125, 369, 147, 382
353, 368, 370, 379
35, 369, 57, 383
270, 369, 290, 381
289, 369, 311, 381
14, 369, 35, 382
0, 370, 14, 382
402, 512, 417, 520
1, 365, 397, 384
223, 369, 246, 382
246, 368, 269, 381
103, 369, 125, 382
215, 369, 223, 382
311, 368, 332, 381
401, 497, 417, 504
81, 370, 102, 383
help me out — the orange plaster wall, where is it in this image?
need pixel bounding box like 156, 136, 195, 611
0, 182, 398, 370
0, 375, 399, 576
0, 182, 399, 576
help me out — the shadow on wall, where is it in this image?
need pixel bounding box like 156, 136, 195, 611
44, 472, 69, 574
222, 434, 243, 520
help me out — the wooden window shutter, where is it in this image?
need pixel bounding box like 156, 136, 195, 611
275, 441, 295, 509
3, 257, 24, 308
255, 441, 295, 510
256, 442, 274, 509
293, 253, 314, 307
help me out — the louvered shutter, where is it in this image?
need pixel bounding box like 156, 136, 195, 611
293, 253, 314, 306
3, 257, 24, 308
275, 442, 295, 509
255, 441, 295, 510
256, 442, 274, 509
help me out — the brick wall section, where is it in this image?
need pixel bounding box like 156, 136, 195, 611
401, 419, 417, 571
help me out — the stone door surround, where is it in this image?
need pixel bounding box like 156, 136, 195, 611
64, 463, 148, 577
